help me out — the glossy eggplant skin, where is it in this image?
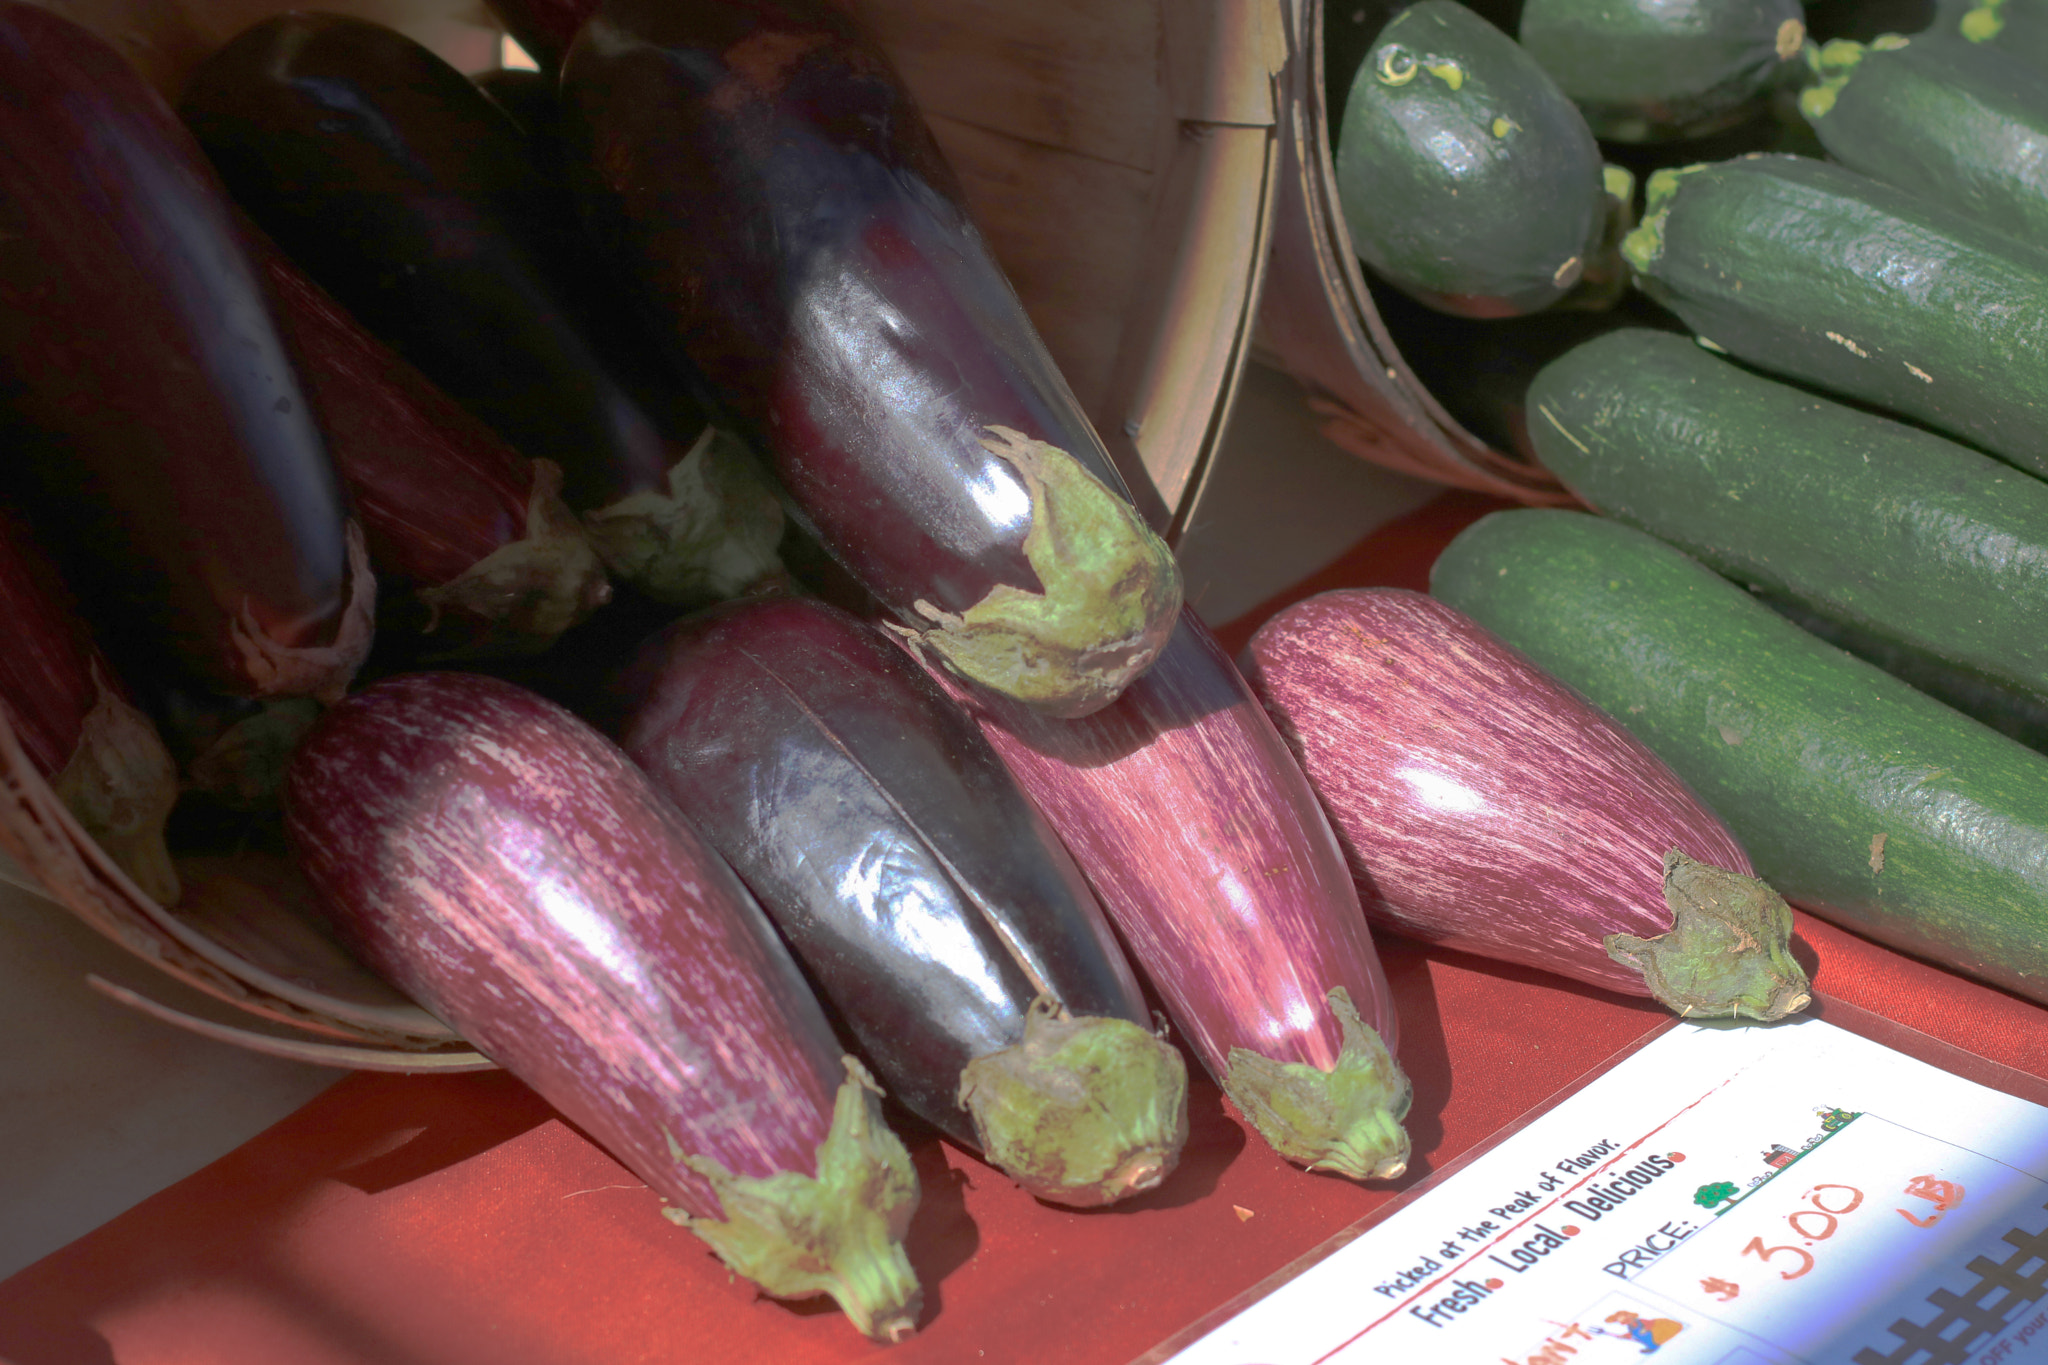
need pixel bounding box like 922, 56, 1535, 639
0, 2, 364, 702
177, 12, 688, 519
614, 595, 1152, 1146
286, 670, 838, 1208
283, 670, 922, 1339
559, 0, 1182, 717
1244, 588, 1808, 1020
946, 611, 1398, 1062
928, 609, 1412, 1180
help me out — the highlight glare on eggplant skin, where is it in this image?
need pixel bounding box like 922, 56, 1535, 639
282, 672, 922, 1339
930, 609, 1412, 1181
1243, 588, 1810, 1021
0, 2, 365, 702
613, 594, 1186, 1203
558, 0, 1182, 717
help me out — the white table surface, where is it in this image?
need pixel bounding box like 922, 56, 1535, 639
0, 359, 1439, 1281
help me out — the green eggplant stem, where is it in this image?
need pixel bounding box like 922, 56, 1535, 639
957, 996, 1190, 1207
664, 1057, 922, 1343
582, 425, 786, 608
1221, 987, 1413, 1182
899, 426, 1182, 720
1605, 849, 1812, 1022
51, 669, 181, 905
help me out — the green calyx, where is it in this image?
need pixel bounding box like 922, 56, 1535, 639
901, 426, 1181, 720
1220, 987, 1412, 1182
184, 697, 323, 814
665, 1057, 923, 1344
1604, 849, 1813, 1022
52, 675, 181, 905
417, 457, 612, 653
582, 426, 786, 608
957, 997, 1190, 1208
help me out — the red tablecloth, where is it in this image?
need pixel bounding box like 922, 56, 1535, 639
5, 491, 2045, 1365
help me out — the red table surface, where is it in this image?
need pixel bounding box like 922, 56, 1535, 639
6, 491, 2047, 1365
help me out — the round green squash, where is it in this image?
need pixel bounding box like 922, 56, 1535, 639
1335, 0, 1609, 318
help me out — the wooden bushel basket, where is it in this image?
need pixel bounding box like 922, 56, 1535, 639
1256, 0, 1578, 505
5, 0, 1284, 1068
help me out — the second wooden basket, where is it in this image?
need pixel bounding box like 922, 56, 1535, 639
1255, 0, 1579, 505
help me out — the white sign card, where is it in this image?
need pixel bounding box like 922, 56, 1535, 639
1159, 1016, 2048, 1365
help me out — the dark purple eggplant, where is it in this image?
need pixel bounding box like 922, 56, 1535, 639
282, 671, 921, 1342
928, 610, 1412, 1182
252, 227, 612, 655
178, 12, 782, 609
1243, 588, 1810, 1018
474, 64, 564, 143
0, 2, 372, 704
613, 594, 1187, 1206
558, 0, 1182, 718
0, 502, 178, 904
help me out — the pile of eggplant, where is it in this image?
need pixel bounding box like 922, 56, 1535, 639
0, 0, 1812, 1342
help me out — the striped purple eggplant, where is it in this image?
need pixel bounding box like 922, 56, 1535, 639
613, 594, 1187, 1206
0, 503, 178, 904
282, 671, 921, 1341
931, 610, 1411, 1182
253, 229, 612, 656
179, 11, 783, 610
557, 0, 1182, 718
0, 2, 372, 704
1243, 588, 1810, 1020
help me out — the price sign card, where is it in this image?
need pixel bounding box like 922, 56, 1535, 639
1160, 1016, 2048, 1365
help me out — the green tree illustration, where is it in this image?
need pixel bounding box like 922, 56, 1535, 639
1694, 1181, 1739, 1211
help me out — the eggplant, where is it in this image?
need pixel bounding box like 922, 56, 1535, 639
558, 0, 1183, 718
252, 228, 612, 656
282, 671, 921, 1342
1243, 588, 1811, 1019
928, 610, 1412, 1182
0, 2, 372, 704
0, 503, 179, 904
613, 594, 1187, 1206
178, 12, 783, 609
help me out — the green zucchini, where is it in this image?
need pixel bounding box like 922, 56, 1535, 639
1801, 34, 2048, 246
1430, 508, 2048, 1008
1526, 327, 2048, 703
1335, 0, 1608, 318
1373, 289, 1676, 459
1759, 592, 2048, 754
1622, 153, 2048, 477
1518, 0, 1808, 142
